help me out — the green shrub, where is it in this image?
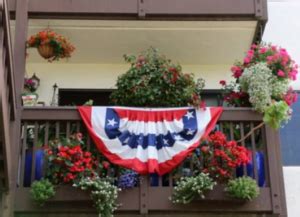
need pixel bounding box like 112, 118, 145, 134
225, 177, 259, 201
171, 173, 216, 204
30, 179, 55, 206
110, 48, 205, 107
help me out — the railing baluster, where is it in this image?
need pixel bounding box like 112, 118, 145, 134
44, 122, 49, 145
229, 122, 234, 140
250, 122, 259, 183
261, 126, 270, 187
66, 121, 70, 138
158, 175, 162, 187
42, 122, 49, 178
86, 134, 91, 151
55, 121, 60, 138
20, 122, 28, 188
169, 173, 173, 187
76, 121, 80, 132
30, 122, 39, 185
219, 122, 223, 132
239, 122, 247, 176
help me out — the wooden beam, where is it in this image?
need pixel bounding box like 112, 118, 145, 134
9, 0, 267, 20
21, 107, 263, 122
14, 186, 272, 213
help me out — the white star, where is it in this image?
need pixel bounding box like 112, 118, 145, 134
174, 135, 183, 141
107, 118, 117, 127
123, 137, 130, 144
138, 137, 143, 144
187, 129, 195, 135
185, 111, 194, 120
163, 139, 169, 145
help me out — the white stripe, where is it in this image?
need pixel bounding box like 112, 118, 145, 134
119, 119, 183, 135
91, 107, 212, 163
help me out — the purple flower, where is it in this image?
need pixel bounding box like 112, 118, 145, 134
117, 171, 139, 189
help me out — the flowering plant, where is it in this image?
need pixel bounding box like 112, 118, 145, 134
24, 77, 39, 93
117, 170, 139, 189
171, 173, 216, 204
44, 133, 97, 184
200, 131, 250, 182
37, 133, 121, 216
221, 43, 298, 128
110, 48, 206, 108
27, 29, 75, 61
75, 177, 120, 217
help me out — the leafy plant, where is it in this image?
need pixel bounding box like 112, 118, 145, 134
225, 176, 259, 201
75, 177, 120, 217
110, 48, 205, 107
263, 101, 290, 129
171, 173, 216, 204
30, 179, 55, 206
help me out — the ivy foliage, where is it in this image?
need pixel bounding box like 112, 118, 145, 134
30, 179, 56, 206
263, 101, 290, 129
225, 176, 259, 201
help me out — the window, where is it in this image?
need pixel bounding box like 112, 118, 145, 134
58, 89, 223, 107
280, 92, 300, 166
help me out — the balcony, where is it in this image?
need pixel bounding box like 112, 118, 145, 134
14, 107, 286, 216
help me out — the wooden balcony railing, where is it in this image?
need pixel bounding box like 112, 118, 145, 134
0, 0, 16, 190
15, 107, 287, 216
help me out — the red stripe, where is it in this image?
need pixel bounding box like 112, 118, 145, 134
114, 108, 187, 122
78, 106, 223, 176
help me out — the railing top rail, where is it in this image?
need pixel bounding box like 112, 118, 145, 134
21, 107, 263, 121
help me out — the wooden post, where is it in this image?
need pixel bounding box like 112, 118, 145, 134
9, 0, 29, 216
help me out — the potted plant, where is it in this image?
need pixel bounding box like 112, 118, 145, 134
22, 74, 40, 106
27, 29, 75, 62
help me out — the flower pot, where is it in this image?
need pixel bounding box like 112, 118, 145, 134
38, 44, 55, 59
22, 94, 38, 106
236, 151, 265, 187
24, 149, 44, 187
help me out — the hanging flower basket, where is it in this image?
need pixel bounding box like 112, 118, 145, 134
27, 29, 75, 62
37, 44, 55, 59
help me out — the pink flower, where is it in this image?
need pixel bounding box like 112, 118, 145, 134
271, 45, 277, 51
219, 80, 226, 86
288, 70, 298, 80
279, 48, 288, 56
251, 44, 257, 50
243, 57, 251, 64
259, 47, 267, 54
231, 66, 242, 78
277, 70, 286, 77
266, 56, 273, 62
284, 89, 298, 106
247, 50, 254, 59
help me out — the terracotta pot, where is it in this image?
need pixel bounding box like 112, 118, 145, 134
38, 44, 55, 59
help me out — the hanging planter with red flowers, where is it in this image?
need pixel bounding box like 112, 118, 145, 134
27, 29, 75, 62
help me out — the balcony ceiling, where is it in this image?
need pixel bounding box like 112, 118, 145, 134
13, 19, 257, 65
